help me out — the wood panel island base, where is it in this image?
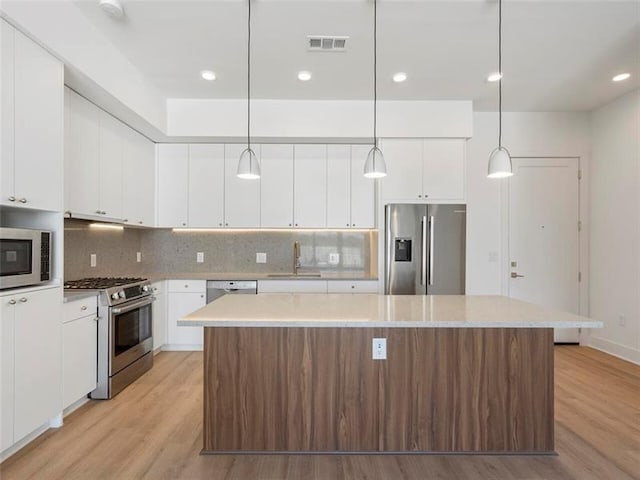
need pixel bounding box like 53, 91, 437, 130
180, 295, 602, 455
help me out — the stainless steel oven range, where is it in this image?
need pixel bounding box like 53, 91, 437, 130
64, 277, 154, 399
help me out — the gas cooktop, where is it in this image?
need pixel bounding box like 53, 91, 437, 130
64, 277, 147, 289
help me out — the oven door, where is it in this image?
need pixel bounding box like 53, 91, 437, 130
109, 297, 154, 375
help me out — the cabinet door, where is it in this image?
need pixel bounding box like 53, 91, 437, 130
380, 139, 423, 201
151, 282, 166, 350
14, 287, 62, 442
188, 144, 225, 227
294, 145, 327, 228
261, 144, 294, 227
98, 111, 124, 219
327, 145, 351, 229
327, 280, 379, 293
422, 139, 465, 200
257, 280, 327, 293
157, 144, 188, 227
167, 292, 205, 348
62, 315, 97, 409
13, 30, 63, 211
0, 294, 15, 450
123, 129, 155, 226
350, 145, 376, 228
0, 21, 15, 207
64, 88, 100, 216
224, 144, 261, 227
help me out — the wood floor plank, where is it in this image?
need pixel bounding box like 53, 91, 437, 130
1, 346, 638, 480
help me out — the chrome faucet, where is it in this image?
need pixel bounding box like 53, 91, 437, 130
293, 241, 301, 275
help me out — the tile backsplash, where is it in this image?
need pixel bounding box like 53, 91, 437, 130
64, 219, 377, 280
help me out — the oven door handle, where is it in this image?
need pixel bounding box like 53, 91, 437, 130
111, 297, 154, 314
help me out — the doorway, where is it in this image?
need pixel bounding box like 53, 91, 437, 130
507, 157, 581, 343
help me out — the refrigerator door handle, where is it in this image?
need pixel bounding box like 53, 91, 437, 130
429, 215, 435, 286
421, 216, 427, 285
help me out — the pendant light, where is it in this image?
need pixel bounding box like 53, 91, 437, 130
364, 0, 387, 179
237, 0, 260, 179
487, 0, 513, 179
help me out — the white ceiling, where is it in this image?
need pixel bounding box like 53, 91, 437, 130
72, 0, 640, 111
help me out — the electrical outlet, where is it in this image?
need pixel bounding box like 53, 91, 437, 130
618, 315, 626, 327
90, 254, 97, 268
329, 253, 340, 265
196, 252, 204, 263
372, 338, 387, 360
136, 252, 141, 263
256, 252, 267, 264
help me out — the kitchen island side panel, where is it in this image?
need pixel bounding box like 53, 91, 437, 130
203, 327, 553, 453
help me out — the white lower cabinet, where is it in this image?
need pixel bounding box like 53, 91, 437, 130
257, 280, 328, 293
327, 280, 379, 294
1, 287, 62, 449
166, 280, 206, 349
151, 281, 166, 350
62, 296, 98, 409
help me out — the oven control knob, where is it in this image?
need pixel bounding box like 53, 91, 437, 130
111, 293, 119, 300
119, 291, 126, 298
142, 285, 150, 292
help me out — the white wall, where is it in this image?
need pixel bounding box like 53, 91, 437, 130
465, 112, 591, 316
588, 89, 640, 364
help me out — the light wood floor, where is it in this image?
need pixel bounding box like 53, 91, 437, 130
1, 346, 638, 480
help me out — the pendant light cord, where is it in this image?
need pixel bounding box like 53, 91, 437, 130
498, 0, 502, 149
373, 0, 378, 146
247, 0, 251, 151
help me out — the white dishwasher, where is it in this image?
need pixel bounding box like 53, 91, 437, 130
206, 280, 258, 303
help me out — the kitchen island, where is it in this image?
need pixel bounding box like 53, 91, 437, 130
180, 294, 602, 454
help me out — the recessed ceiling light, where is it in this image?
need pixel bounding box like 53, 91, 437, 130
99, 0, 124, 18
487, 72, 502, 82
612, 73, 630, 82
392, 72, 407, 83
201, 70, 216, 81
298, 71, 312, 81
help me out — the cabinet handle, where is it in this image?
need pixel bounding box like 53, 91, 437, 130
225, 223, 229, 227
139, 221, 143, 224
295, 223, 299, 227
352, 224, 356, 227
346, 224, 350, 227
81, 305, 87, 311
418, 195, 422, 198
289, 223, 292, 227
200, 294, 204, 298
19, 297, 28, 303
123, 219, 128, 223
219, 223, 223, 227
182, 223, 186, 226
96, 210, 102, 214
424, 194, 429, 198
8, 196, 15, 202
8, 299, 16, 305
102, 211, 107, 215
93, 317, 99, 322
184, 285, 189, 288
19, 198, 27, 203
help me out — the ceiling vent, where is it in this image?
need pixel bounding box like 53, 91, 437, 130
307, 35, 349, 52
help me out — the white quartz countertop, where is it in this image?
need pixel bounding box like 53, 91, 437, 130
179, 294, 603, 329
145, 271, 377, 282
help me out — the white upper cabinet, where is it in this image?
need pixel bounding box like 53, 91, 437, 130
327, 145, 376, 229
261, 144, 294, 227
1, 21, 63, 211
188, 144, 225, 228
327, 145, 351, 228
422, 139, 465, 200
123, 128, 155, 226
350, 145, 375, 228
294, 145, 327, 227
157, 144, 189, 227
97, 111, 124, 219
224, 144, 261, 227
381, 138, 466, 202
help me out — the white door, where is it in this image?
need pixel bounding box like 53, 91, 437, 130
189, 144, 225, 227
98, 111, 124, 219
422, 139, 465, 201
379, 139, 423, 201
0, 21, 15, 207
350, 145, 376, 228
62, 315, 97, 409
167, 292, 205, 348
1, 294, 16, 450
294, 144, 327, 228
260, 144, 294, 227
224, 144, 261, 227
123, 129, 155, 227
157, 144, 188, 227
327, 145, 351, 229
508, 158, 580, 343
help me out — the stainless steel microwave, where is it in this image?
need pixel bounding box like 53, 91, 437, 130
0, 227, 52, 290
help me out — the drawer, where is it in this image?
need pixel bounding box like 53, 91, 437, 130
258, 280, 328, 293
327, 280, 379, 294
167, 280, 206, 293
63, 296, 98, 323
150, 280, 166, 295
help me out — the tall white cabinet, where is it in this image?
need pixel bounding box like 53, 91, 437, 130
260, 144, 294, 227
1, 20, 63, 212
294, 145, 327, 227
224, 144, 261, 227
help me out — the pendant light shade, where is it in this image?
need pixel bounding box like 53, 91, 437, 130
487, 146, 513, 178
237, 147, 260, 179
364, 0, 387, 179
364, 146, 387, 178
487, 0, 513, 179
237, 0, 260, 179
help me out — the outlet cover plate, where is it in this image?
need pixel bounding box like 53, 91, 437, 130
196, 252, 204, 263
372, 338, 387, 360
256, 252, 267, 264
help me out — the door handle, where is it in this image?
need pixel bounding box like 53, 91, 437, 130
428, 215, 435, 286
421, 216, 427, 285
510, 272, 525, 278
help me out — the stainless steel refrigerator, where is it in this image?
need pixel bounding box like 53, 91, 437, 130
385, 204, 466, 295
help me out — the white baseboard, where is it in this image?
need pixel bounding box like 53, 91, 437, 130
1, 422, 49, 463
162, 344, 203, 352
588, 336, 640, 365
63, 396, 91, 417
